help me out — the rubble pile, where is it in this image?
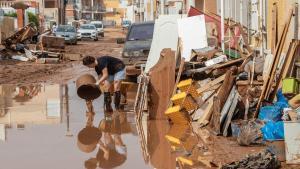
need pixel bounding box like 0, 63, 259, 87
222, 150, 281, 169
0, 23, 79, 64
135, 5, 300, 168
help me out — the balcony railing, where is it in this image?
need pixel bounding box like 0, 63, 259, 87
0, 1, 15, 8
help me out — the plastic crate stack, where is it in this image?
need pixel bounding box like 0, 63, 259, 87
165, 79, 200, 125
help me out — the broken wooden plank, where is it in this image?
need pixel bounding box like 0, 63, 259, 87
209, 96, 222, 134
236, 80, 263, 86
270, 40, 299, 100
220, 85, 237, 126
255, 9, 293, 117
209, 69, 235, 134
198, 89, 218, 126
186, 57, 244, 74
63, 53, 83, 61
41, 35, 65, 49
271, 3, 278, 54
149, 48, 176, 120
222, 92, 239, 136
196, 74, 225, 94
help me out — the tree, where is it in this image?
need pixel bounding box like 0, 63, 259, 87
27, 12, 39, 27
4, 12, 17, 18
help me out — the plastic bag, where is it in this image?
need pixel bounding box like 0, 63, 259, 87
274, 89, 289, 110
237, 120, 264, 146
259, 106, 282, 122
258, 90, 289, 122
261, 121, 284, 141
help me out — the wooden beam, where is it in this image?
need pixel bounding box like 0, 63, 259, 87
196, 74, 225, 94
271, 3, 278, 54
222, 92, 239, 136
255, 10, 293, 117
209, 69, 235, 134
149, 48, 176, 120
270, 40, 299, 100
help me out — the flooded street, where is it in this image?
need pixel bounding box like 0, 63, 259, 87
0, 83, 155, 169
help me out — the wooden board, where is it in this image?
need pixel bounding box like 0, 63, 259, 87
220, 86, 237, 125
222, 92, 239, 137
270, 40, 299, 100
209, 70, 235, 133
255, 10, 293, 117
271, 3, 278, 54
196, 74, 225, 94
149, 49, 176, 120
63, 53, 83, 61
209, 96, 221, 134
41, 35, 65, 49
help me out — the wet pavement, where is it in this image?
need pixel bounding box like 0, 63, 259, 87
0, 83, 155, 169
0, 82, 267, 169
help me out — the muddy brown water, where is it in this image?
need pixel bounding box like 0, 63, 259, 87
0, 83, 171, 169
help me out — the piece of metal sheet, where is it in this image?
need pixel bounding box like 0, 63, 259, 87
284, 121, 300, 164
145, 15, 183, 72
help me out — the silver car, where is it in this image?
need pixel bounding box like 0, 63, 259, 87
55, 25, 77, 45
77, 24, 98, 41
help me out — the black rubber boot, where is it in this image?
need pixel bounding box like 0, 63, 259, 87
104, 92, 113, 113
114, 91, 121, 110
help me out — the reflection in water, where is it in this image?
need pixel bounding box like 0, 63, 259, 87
0, 83, 198, 169
0, 84, 64, 141
13, 84, 42, 103
147, 120, 177, 169
78, 102, 129, 168
0, 83, 152, 169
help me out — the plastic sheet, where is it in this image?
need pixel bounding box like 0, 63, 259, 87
261, 121, 284, 141
258, 90, 289, 122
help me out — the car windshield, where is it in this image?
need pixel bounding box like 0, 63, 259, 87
80, 25, 95, 30
56, 25, 76, 32
93, 24, 103, 28
127, 24, 154, 41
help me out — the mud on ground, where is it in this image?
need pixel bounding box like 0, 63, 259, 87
0, 28, 125, 84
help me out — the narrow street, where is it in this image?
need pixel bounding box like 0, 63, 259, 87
1, 0, 300, 168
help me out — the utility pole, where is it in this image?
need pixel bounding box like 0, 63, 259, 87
221, 0, 225, 52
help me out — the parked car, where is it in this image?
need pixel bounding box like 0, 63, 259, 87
77, 24, 98, 41
122, 20, 131, 29
118, 21, 155, 65
90, 21, 104, 37
55, 25, 77, 45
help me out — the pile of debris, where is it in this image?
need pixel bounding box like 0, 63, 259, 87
0, 23, 81, 63
222, 150, 281, 169
135, 5, 300, 168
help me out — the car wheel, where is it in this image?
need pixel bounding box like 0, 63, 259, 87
78, 39, 81, 41
94, 38, 98, 41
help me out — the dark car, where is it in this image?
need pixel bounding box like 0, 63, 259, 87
119, 21, 155, 65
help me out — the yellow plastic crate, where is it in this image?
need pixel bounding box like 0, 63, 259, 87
177, 156, 195, 166
171, 92, 198, 111
165, 124, 189, 144
177, 79, 200, 98
165, 106, 190, 125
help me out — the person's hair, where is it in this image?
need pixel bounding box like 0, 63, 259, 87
83, 56, 96, 66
